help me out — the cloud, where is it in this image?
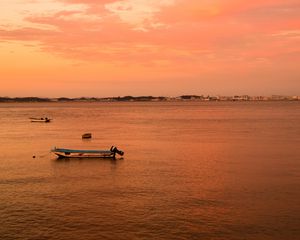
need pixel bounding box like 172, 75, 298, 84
104, 0, 175, 31
0, 0, 299, 67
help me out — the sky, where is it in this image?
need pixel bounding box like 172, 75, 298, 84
0, 0, 299, 97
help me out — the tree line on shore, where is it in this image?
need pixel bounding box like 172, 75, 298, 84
0, 95, 298, 102
0, 96, 167, 102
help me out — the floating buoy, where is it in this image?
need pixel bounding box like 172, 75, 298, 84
82, 133, 92, 139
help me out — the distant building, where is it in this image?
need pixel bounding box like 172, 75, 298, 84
271, 95, 286, 101
232, 95, 250, 101
250, 96, 267, 101
219, 96, 233, 101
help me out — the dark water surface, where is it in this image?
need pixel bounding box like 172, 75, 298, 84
0, 101, 299, 240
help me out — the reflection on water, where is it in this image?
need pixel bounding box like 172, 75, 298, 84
0, 101, 300, 240
53, 157, 124, 166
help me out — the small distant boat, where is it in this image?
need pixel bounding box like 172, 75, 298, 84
30, 117, 51, 123
82, 133, 92, 139
51, 146, 124, 159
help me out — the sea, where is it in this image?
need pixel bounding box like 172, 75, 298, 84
0, 101, 299, 240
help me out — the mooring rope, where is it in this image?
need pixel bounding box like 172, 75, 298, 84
32, 151, 51, 158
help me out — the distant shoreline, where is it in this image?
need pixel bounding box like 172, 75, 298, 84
0, 95, 299, 103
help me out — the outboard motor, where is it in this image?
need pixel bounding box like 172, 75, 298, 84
110, 146, 124, 156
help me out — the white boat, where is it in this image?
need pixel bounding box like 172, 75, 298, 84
51, 146, 124, 159
30, 117, 51, 123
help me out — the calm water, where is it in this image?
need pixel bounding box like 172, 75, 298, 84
0, 101, 299, 240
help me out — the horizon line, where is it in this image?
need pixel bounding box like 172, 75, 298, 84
1, 94, 299, 99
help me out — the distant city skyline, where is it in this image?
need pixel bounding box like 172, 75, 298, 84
1, 0, 299, 97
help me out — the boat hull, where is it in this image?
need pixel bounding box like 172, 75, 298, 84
31, 120, 51, 123
54, 152, 115, 159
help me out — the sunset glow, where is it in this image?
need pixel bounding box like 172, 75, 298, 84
1, 0, 299, 97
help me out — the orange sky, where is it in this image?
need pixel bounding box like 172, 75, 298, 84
0, 0, 299, 97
